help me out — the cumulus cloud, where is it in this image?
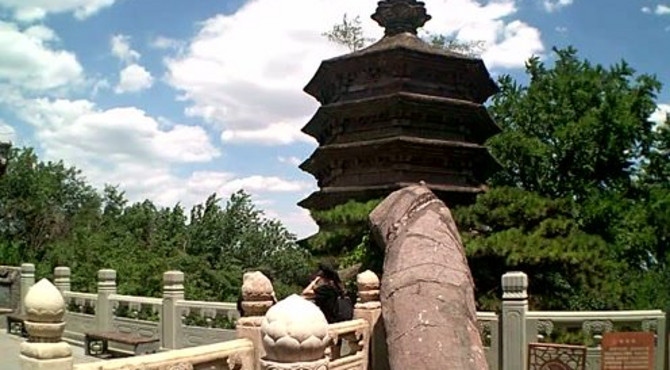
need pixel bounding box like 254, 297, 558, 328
0, 0, 115, 22
111, 35, 154, 94
2, 92, 316, 235
166, 0, 543, 146
221, 122, 316, 145
115, 64, 154, 93
642, 6, 652, 13
541, 0, 574, 12
0, 21, 83, 90
111, 34, 140, 63
0, 120, 16, 142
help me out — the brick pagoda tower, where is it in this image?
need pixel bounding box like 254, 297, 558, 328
299, 0, 501, 211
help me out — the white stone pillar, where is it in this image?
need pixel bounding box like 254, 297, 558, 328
20, 263, 35, 315
354, 270, 387, 370
95, 269, 116, 332
236, 271, 275, 370
260, 295, 330, 370
162, 270, 184, 350
501, 271, 528, 370
54, 267, 71, 293
20, 279, 73, 370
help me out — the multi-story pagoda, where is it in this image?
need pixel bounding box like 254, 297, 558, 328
299, 0, 501, 211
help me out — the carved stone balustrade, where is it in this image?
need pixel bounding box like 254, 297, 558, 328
260, 295, 330, 370
20, 278, 73, 370
236, 271, 275, 370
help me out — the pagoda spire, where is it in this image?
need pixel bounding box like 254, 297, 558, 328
371, 0, 432, 36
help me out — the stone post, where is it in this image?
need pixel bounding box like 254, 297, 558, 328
20, 279, 73, 370
354, 270, 388, 370
260, 295, 330, 370
236, 271, 275, 370
20, 263, 35, 315
501, 271, 528, 370
162, 270, 184, 350
54, 267, 71, 293
95, 269, 116, 332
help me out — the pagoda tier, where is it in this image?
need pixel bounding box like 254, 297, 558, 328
298, 136, 497, 210
299, 0, 501, 211
302, 92, 499, 146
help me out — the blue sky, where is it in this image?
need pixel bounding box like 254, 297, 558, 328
0, 0, 668, 238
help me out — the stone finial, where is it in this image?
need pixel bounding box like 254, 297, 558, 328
20, 279, 73, 369
21, 263, 35, 275
163, 270, 185, 298
97, 269, 116, 293
54, 267, 71, 293
260, 295, 330, 369
241, 271, 274, 317
356, 270, 381, 309
372, 0, 432, 36
502, 271, 528, 300
25, 279, 66, 325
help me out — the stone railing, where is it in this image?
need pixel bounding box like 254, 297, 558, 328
7, 263, 670, 370
328, 319, 370, 370
14, 268, 383, 370
526, 309, 666, 369
74, 339, 256, 370
500, 271, 668, 370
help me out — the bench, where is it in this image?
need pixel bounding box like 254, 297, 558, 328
5, 313, 27, 337
85, 331, 160, 358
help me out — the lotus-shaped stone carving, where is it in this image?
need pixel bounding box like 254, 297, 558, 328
261, 295, 330, 363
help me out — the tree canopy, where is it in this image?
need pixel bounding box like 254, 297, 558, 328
0, 147, 313, 300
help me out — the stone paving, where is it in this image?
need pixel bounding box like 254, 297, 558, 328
0, 333, 98, 370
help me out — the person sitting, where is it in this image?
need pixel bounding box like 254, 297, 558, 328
302, 262, 353, 323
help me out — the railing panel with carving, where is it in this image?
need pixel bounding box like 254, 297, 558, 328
177, 300, 239, 329
63, 312, 96, 345
63, 291, 97, 315
526, 310, 666, 370
73, 338, 255, 370
477, 311, 500, 370
109, 293, 162, 322
327, 319, 370, 370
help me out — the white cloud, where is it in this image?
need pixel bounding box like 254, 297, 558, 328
150, 36, 182, 50
0, 120, 16, 142
115, 64, 154, 94
0, 0, 115, 22
656, 4, 670, 15
555, 26, 568, 33
166, 0, 543, 146
542, 0, 574, 12
478, 20, 544, 69
0, 21, 83, 90
221, 122, 315, 145
651, 104, 670, 127
278, 156, 303, 166
642, 6, 652, 13
111, 34, 140, 63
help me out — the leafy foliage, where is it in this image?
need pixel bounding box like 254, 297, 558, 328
322, 14, 373, 52
0, 147, 312, 301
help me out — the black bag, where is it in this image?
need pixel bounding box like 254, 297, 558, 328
335, 295, 354, 322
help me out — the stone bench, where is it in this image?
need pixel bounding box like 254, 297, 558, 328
84, 331, 160, 358
5, 313, 28, 337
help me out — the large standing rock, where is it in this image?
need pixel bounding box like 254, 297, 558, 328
369, 184, 488, 370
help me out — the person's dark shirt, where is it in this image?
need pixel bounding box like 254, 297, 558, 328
313, 284, 340, 323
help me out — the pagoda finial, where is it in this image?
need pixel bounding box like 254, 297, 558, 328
371, 0, 432, 36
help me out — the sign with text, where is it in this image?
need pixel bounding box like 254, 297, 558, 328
602, 332, 654, 370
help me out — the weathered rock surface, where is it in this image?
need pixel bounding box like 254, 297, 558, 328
369, 184, 488, 370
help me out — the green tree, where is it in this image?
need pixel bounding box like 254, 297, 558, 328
457, 47, 670, 310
